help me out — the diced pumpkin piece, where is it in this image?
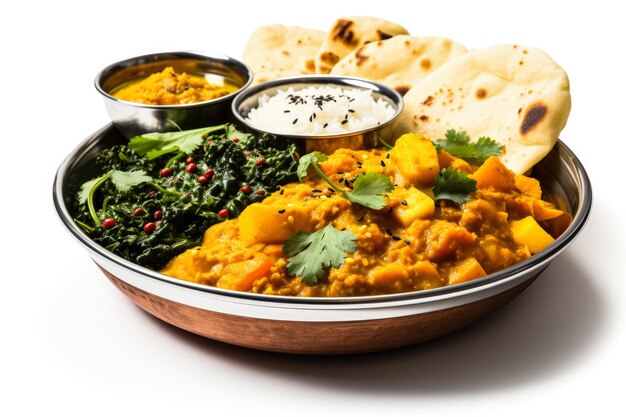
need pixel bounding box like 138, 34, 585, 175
368, 262, 441, 289
515, 174, 542, 199
238, 203, 312, 245
482, 240, 500, 264
412, 261, 441, 280
390, 133, 440, 186
390, 186, 435, 227
437, 150, 472, 173
410, 261, 443, 289
233, 257, 274, 291
510, 216, 554, 254
448, 257, 486, 285
532, 199, 564, 221
367, 263, 408, 287
472, 156, 516, 191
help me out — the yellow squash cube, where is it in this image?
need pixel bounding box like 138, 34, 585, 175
448, 257, 486, 285
510, 216, 555, 254
390, 133, 440, 186
238, 203, 312, 245
391, 187, 435, 227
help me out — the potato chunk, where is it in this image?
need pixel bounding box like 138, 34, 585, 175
390, 133, 439, 186
448, 257, 486, 285
390, 186, 435, 227
510, 216, 554, 253
238, 203, 312, 245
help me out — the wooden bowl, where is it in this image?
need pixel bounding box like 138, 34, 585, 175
53, 124, 591, 354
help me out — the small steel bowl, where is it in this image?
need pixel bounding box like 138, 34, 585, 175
231, 75, 403, 154
95, 51, 253, 138
53, 124, 592, 354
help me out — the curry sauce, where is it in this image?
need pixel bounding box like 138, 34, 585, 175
111, 66, 237, 105
161, 134, 570, 297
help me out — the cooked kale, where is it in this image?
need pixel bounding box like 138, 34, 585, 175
71, 124, 298, 270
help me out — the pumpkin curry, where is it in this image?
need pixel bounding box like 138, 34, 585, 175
161, 133, 570, 297
112, 66, 237, 105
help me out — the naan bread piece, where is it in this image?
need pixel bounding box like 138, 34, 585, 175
243, 25, 325, 84
331, 35, 467, 96
315, 16, 409, 74
393, 45, 571, 174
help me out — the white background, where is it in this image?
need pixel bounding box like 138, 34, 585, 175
2, 0, 624, 415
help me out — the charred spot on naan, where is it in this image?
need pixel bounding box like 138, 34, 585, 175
355, 46, 369, 66
377, 30, 393, 40
395, 85, 411, 96
520, 103, 548, 135
332, 19, 358, 46
475, 88, 487, 99
320, 51, 340, 66
422, 95, 434, 106
420, 58, 432, 70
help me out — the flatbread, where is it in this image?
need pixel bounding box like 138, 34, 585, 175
392, 45, 571, 173
331, 35, 467, 96
243, 25, 325, 85
315, 16, 409, 74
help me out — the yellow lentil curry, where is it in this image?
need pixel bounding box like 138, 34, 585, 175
161, 133, 571, 297
112, 66, 237, 105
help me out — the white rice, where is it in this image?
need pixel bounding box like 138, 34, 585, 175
245, 86, 395, 135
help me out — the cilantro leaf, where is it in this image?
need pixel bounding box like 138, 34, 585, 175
283, 224, 357, 285
297, 151, 328, 180
77, 173, 111, 226
109, 169, 152, 192
345, 172, 394, 210
432, 168, 477, 204
433, 129, 502, 165
78, 175, 107, 205
297, 152, 393, 209
129, 124, 226, 160
435, 129, 471, 149
224, 124, 256, 145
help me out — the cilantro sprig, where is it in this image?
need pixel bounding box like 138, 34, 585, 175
297, 151, 393, 210
433, 129, 502, 165
432, 168, 477, 204
129, 124, 226, 160
283, 224, 357, 285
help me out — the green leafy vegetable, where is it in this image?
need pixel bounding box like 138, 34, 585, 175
344, 172, 394, 210
78, 175, 107, 205
297, 152, 393, 209
71, 124, 299, 270
432, 168, 477, 204
224, 124, 256, 145
77, 170, 153, 226
129, 124, 226, 160
78, 173, 110, 226
109, 170, 152, 192
283, 224, 357, 285
433, 129, 503, 165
